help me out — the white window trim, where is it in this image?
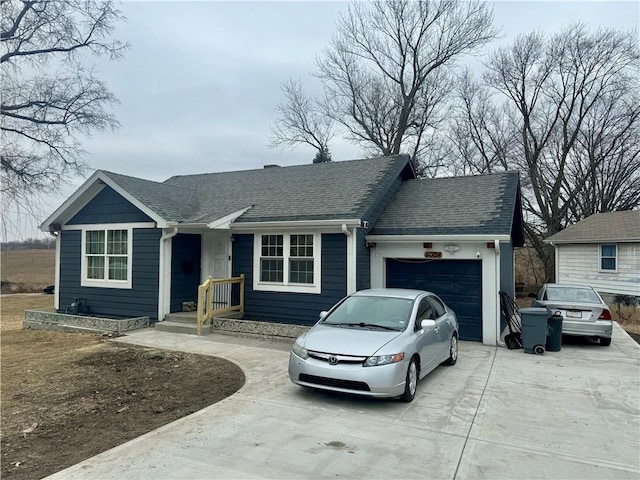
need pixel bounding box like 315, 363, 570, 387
81, 226, 133, 289
599, 243, 618, 273
253, 232, 322, 294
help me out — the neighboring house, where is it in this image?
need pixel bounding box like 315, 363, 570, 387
41, 155, 524, 345
545, 210, 640, 297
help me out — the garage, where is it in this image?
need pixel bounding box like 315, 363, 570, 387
386, 258, 483, 342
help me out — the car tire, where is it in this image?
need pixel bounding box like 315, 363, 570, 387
400, 358, 418, 403
443, 334, 458, 366
600, 337, 612, 347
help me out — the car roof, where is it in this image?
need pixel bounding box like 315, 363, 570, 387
352, 288, 429, 300
543, 284, 597, 290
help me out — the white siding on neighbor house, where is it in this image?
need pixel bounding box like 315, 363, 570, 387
556, 243, 640, 296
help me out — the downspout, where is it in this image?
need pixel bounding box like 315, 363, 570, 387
48, 230, 61, 311
162, 227, 178, 242
549, 240, 558, 283
495, 239, 506, 347
342, 223, 356, 294
159, 227, 179, 321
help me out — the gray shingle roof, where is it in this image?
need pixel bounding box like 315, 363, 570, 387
545, 210, 640, 243
369, 171, 521, 236
103, 155, 411, 224
100, 171, 199, 221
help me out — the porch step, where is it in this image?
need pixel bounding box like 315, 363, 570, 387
163, 312, 197, 324
154, 320, 210, 335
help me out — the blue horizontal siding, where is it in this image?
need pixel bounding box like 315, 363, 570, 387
67, 186, 153, 224
58, 228, 161, 320
233, 233, 347, 326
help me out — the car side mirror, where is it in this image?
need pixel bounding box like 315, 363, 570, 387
420, 319, 437, 330
319, 311, 328, 320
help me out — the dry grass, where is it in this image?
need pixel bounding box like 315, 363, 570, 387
1, 249, 55, 293
1, 295, 244, 480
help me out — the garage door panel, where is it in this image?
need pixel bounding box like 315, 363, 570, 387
386, 259, 482, 342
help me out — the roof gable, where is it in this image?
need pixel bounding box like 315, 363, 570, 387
545, 210, 640, 244
369, 171, 523, 240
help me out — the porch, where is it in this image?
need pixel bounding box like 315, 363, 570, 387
155, 273, 308, 342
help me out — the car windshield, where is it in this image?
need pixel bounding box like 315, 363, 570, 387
545, 286, 600, 303
323, 295, 413, 331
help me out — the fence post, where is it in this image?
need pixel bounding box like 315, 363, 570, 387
239, 273, 245, 314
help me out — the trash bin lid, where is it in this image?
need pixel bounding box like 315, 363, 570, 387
519, 307, 549, 317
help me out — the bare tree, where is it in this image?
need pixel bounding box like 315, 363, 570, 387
270, 78, 334, 162
271, 0, 497, 172
1, 0, 127, 230
447, 70, 514, 175
455, 24, 639, 280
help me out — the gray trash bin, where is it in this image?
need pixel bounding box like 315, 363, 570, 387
546, 312, 563, 352
520, 307, 549, 354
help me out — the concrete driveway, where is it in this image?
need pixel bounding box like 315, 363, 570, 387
48, 323, 639, 479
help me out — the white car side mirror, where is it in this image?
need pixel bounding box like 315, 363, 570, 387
319, 311, 328, 320
420, 319, 437, 330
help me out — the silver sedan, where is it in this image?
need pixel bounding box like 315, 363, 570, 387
532, 283, 613, 346
288, 289, 459, 402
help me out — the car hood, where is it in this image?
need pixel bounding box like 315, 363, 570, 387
301, 324, 402, 356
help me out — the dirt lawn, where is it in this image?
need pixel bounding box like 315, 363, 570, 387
1, 295, 245, 480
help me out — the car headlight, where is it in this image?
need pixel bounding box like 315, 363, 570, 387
292, 341, 309, 360
364, 353, 404, 367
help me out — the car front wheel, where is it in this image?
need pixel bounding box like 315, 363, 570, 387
400, 358, 418, 402
600, 337, 612, 347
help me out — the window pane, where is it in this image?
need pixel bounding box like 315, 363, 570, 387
290, 234, 313, 257
108, 257, 128, 280
87, 256, 105, 279
262, 235, 283, 257
86, 230, 105, 254
601, 258, 616, 270
601, 245, 616, 257
260, 258, 283, 282
289, 259, 313, 284
107, 230, 128, 255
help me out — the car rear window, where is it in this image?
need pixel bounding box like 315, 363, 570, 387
545, 287, 600, 303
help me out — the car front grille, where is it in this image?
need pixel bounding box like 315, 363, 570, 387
299, 373, 371, 392
307, 351, 367, 365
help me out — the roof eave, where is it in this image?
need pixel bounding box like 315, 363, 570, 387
545, 238, 640, 244
231, 218, 363, 232
366, 234, 512, 243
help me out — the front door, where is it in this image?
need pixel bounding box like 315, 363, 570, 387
202, 231, 231, 280
202, 231, 231, 310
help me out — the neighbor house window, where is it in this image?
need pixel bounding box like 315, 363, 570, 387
254, 233, 321, 293
600, 244, 617, 271
81, 228, 133, 288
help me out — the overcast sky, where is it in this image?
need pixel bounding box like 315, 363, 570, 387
7, 0, 639, 241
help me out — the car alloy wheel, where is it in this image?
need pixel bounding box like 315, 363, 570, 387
400, 358, 418, 402
444, 335, 458, 366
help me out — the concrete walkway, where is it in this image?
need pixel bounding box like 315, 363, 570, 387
48, 323, 640, 479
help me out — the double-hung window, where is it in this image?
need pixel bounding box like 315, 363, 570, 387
599, 244, 617, 272
255, 233, 321, 293
82, 228, 133, 288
